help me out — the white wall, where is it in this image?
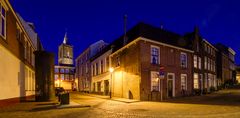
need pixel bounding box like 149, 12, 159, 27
0, 44, 35, 100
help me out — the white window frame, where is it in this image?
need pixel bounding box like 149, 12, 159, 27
194, 73, 199, 89
180, 52, 187, 68
151, 71, 160, 92
198, 57, 201, 69
150, 45, 160, 65
181, 74, 187, 90
0, 4, 6, 39
194, 55, 198, 68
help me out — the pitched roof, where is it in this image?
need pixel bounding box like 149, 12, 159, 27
90, 22, 193, 61
111, 22, 192, 52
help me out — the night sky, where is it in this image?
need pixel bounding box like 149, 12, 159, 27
10, 0, 240, 65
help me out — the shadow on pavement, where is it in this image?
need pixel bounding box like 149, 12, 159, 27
30, 105, 57, 112
163, 89, 240, 106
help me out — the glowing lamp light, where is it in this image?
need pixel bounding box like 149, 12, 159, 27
109, 67, 114, 73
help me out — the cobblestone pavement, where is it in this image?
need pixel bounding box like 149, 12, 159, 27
1, 89, 240, 118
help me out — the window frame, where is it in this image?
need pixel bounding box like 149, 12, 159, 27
151, 71, 160, 92
180, 52, 187, 68
181, 74, 187, 90
0, 4, 6, 39
150, 45, 160, 65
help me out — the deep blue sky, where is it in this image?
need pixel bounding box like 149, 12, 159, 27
10, 0, 240, 65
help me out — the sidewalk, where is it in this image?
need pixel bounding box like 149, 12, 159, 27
79, 93, 140, 103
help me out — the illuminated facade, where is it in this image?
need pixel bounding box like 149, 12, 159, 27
90, 48, 111, 95
75, 40, 107, 92
54, 33, 75, 90
0, 0, 43, 105
108, 23, 193, 101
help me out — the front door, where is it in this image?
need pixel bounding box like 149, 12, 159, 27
167, 73, 175, 98
168, 80, 173, 97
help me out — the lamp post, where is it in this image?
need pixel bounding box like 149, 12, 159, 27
109, 67, 114, 98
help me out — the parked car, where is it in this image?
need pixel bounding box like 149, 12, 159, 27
55, 87, 65, 96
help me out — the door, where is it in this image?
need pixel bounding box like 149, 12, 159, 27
167, 73, 175, 98
104, 80, 109, 95
168, 80, 173, 97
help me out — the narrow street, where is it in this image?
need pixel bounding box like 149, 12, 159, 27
1, 89, 240, 118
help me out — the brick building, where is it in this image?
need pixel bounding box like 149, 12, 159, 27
0, 0, 43, 105
109, 23, 193, 101
215, 43, 236, 85
184, 28, 217, 93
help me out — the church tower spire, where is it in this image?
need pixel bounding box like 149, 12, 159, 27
63, 32, 68, 44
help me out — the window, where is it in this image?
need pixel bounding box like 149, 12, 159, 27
106, 57, 109, 71
54, 68, 59, 73
116, 56, 120, 67
101, 60, 103, 74
208, 58, 211, 71
181, 74, 187, 90
194, 73, 199, 89
151, 46, 160, 64
60, 68, 64, 73
204, 44, 207, 52
204, 56, 207, 69
198, 57, 201, 69
65, 69, 69, 73
55, 74, 59, 80
60, 74, 64, 80
16, 27, 21, 41
0, 5, 6, 38
180, 52, 187, 68
24, 39, 27, 59
92, 65, 95, 76
194, 55, 198, 68
151, 71, 160, 92
96, 63, 99, 75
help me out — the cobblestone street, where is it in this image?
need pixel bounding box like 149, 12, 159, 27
1, 89, 240, 118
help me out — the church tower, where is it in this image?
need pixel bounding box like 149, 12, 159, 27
58, 33, 73, 65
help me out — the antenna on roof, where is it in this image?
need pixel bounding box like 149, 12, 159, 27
123, 14, 128, 46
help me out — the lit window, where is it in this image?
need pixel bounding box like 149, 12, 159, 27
0, 5, 6, 38
180, 52, 187, 68
204, 56, 207, 69
194, 55, 198, 68
55, 74, 59, 80
198, 57, 201, 69
181, 74, 187, 90
151, 71, 160, 92
151, 46, 160, 64
194, 73, 199, 89
60, 74, 64, 80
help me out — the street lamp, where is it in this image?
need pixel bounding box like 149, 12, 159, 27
109, 67, 114, 98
